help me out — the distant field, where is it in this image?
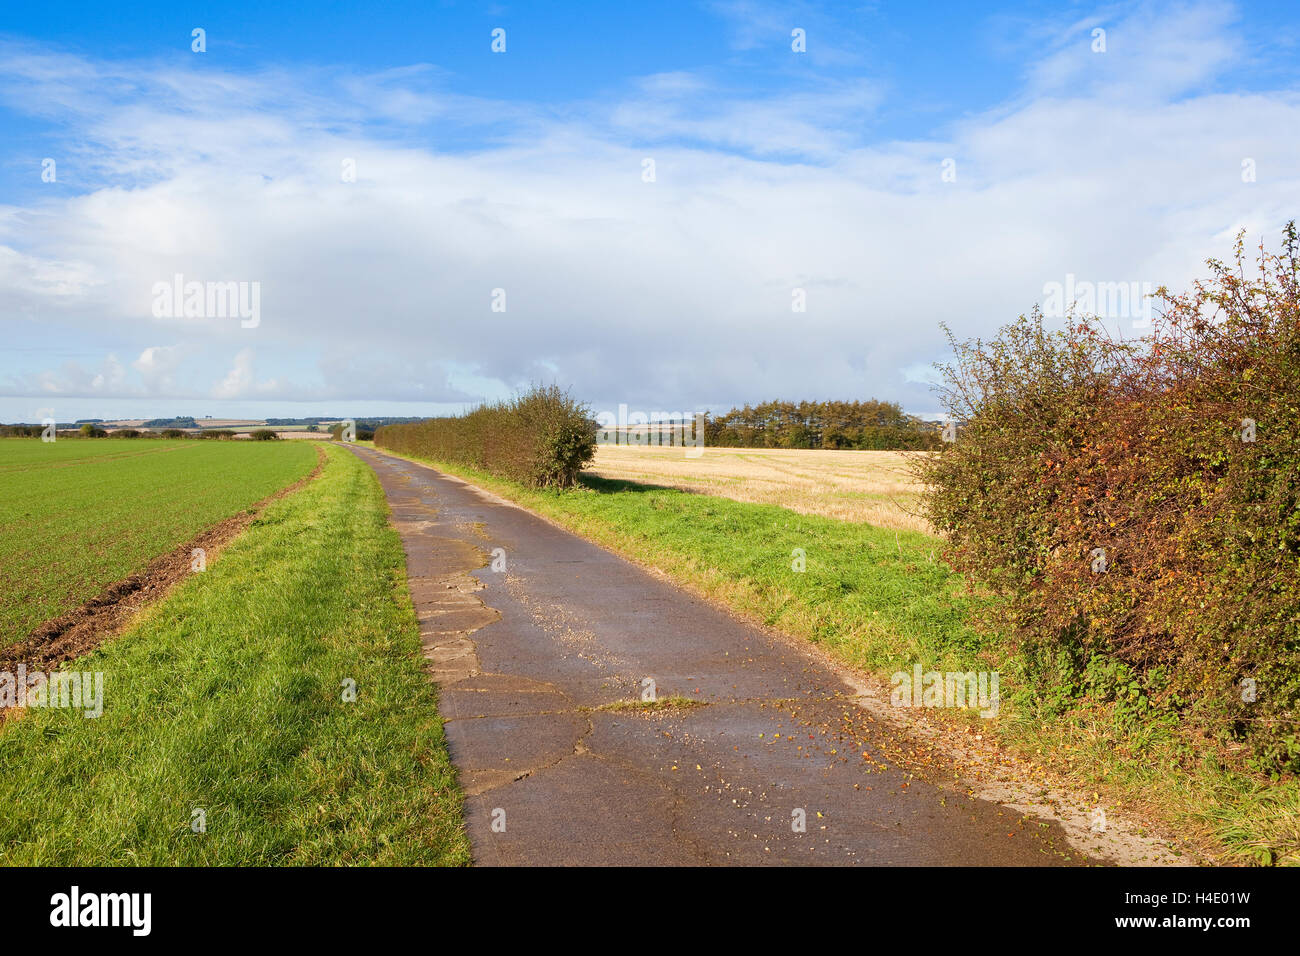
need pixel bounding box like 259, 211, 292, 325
588, 444, 931, 533
0, 438, 318, 644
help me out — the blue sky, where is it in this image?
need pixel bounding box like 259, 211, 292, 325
2, 0, 1299, 421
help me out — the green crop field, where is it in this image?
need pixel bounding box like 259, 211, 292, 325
0, 438, 318, 645
0, 444, 469, 865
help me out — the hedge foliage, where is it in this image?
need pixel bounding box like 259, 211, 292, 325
918, 225, 1300, 773
375, 385, 597, 488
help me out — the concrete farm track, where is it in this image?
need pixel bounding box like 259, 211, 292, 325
352, 445, 1092, 866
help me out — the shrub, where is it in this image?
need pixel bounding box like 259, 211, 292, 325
331, 425, 375, 441
248, 429, 280, 441
376, 385, 597, 488
160, 428, 186, 439
109, 429, 142, 439
200, 430, 236, 440
917, 224, 1300, 772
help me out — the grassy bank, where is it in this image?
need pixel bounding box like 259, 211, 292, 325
377, 446, 1298, 865
0, 444, 469, 866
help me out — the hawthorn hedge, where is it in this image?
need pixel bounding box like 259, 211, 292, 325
919, 225, 1300, 773
375, 385, 597, 489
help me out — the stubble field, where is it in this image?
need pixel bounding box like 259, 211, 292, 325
587, 444, 931, 533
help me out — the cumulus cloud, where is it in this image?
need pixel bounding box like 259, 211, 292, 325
0, 0, 1297, 419
212, 348, 259, 400
1, 353, 128, 397
131, 345, 186, 393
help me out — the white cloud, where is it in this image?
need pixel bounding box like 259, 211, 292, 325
1024, 1, 1242, 100
212, 348, 255, 400
8, 354, 128, 397
131, 345, 186, 393
0, 0, 1297, 418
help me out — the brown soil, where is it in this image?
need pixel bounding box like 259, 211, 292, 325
0, 445, 325, 675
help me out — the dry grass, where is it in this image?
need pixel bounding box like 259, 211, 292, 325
587, 444, 933, 533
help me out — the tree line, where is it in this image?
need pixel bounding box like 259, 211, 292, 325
703, 400, 941, 450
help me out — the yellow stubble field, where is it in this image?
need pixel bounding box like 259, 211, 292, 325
587, 444, 932, 533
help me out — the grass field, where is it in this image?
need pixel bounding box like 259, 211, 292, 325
0, 444, 470, 865
589, 444, 930, 533
380, 446, 1300, 866
0, 438, 318, 644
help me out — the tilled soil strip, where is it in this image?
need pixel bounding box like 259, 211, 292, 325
0, 445, 327, 675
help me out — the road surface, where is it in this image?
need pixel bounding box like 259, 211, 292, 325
352, 446, 1090, 866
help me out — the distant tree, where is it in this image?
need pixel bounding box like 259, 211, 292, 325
703, 399, 939, 450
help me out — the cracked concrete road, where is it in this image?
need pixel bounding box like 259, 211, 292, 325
352, 446, 1094, 866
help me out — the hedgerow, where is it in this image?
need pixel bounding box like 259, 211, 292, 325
918, 225, 1300, 773
375, 385, 597, 488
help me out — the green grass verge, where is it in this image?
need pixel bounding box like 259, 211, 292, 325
376, 445, 1300, 866
0, 437, 319, 643
0, 444, 470, 866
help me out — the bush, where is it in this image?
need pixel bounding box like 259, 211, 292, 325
917, 224, 1300, 773
160, 428, 187, 439
248, 429, 280, 441
109, 429, 142, 439
200, 430, 236, 440
376, 385, 597, 488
